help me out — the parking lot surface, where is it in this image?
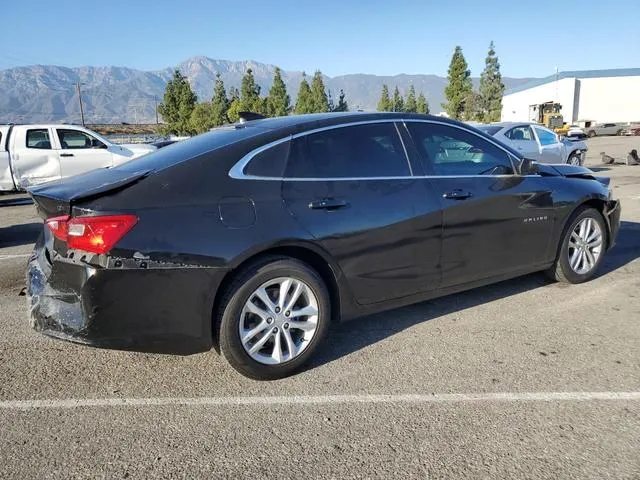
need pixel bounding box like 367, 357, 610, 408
1, 137, 639, 479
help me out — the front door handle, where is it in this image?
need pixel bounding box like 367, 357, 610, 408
308, 198, 349, 210
443, 190, 473, 200
60, 153, 74, 157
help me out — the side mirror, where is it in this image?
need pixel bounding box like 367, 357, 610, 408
520, 158, 538, 175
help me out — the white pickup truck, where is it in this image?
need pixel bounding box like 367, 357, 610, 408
0, 124, 156, 191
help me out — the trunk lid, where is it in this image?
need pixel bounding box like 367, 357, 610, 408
27, 167, 151, 219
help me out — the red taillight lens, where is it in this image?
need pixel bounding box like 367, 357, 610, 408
46, 214, 138, 254
45, 215, 70, 241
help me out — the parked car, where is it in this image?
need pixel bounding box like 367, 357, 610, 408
584, 123, 623, 137
26, 112, 620, 380
0, 124, 156, 192
566, 125, 587, 139
475, 122, 587, 165
621, 124, 640, 136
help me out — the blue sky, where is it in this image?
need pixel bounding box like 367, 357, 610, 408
1, 0, 639, 78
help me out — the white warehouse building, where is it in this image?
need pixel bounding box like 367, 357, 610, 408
501, 68, 640, 124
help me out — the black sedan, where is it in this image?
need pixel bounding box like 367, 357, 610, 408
26, 112, 621, 379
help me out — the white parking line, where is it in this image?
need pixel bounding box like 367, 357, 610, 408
1, 391, 639, 410
0, 254, 30, 260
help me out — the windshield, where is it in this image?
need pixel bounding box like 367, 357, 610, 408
474, 125, 502, 136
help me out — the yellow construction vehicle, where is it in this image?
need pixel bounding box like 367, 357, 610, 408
529, 101, 570, 135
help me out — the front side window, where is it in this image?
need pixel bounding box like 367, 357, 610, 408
533, 127, 558, 146
26, 129, 52, 149
407, 122, 514, 176
505, 126, 534, 141
57, 129, 105, 149
285, 123, 410, 178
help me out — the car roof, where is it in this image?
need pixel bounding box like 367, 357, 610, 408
236, 111, 466, 131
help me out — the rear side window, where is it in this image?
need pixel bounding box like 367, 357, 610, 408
26, 129, 52, 149
505, 126, 534, 141
407, 122, 514, 176
475, 125, 502, 136
244, 139, 290, 177
285, 123, 410, 178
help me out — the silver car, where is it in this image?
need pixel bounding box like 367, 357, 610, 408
475, 122, 587, 165
584, 123, 623, 137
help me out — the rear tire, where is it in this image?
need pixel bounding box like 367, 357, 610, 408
217, 257, 330, 380
546, 207, 607, 284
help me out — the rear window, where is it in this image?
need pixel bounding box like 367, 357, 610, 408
475, 125, 502, 136
114, 126, 267, 173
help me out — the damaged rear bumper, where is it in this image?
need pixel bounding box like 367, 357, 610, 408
27, 237, 228, 355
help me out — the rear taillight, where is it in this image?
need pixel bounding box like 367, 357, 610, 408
46, 215, 70, 241
45, 214, 138, 254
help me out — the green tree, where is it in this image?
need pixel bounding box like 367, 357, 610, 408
334, 89, 348, 112
310, 70, 330, 113
478, 41, 505, 122
463, 91, 482, 121
157, 69, 197, 135
266, 67, 291, 117
295, 73, 313, 114
327, 90, 335, 112
211, 73, 229, 126
240, 68, 262, 112
189, 103, 216, 133
404, 85, 417, 113
392, 86, 404, 112
443, 46, 473, 119
377, 84, 392, 111
416, 92, 430, 114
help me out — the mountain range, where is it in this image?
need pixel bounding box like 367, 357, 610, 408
0, 56, 535, 124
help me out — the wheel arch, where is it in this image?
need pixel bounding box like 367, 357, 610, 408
211, 242, 346, 353
557, 198, 611, 256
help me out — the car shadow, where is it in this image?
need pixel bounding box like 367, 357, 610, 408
305, 220, 640, 372
589, 166, 611, 172
0, 196, 33, 207
0, 222, 42, 248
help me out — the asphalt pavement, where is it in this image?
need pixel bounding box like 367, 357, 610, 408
1, 136, 639, 479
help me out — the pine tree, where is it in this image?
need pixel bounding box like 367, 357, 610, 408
227, 98, 242, 123
405, 85, 417, 113
377, 84, 392, 111
266, 67, 291, 117
189, 103, 216, 133
310, 70, 330, 113
416, 92, 429, 114
157, 69, 197, 135
392, 86, 404, 112
211, 73, 229, 126
327, 90, 335, 112
295, 73, 313, 114
443, 46, 473, 119
478, 41, 505, 122
240, 68, 262, 113
334, 89, 348, 112
463, 91, 482, 121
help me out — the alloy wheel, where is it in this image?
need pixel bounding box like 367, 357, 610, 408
239, 277, 319, 365
567, 217, 603, 275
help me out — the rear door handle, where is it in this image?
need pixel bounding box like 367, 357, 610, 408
60, 153, 74, 157
443, 190, 473, 200
308, 198, 349, 210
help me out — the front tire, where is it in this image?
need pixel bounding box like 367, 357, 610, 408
217, 257, 330, 380
567, 152, 582, 166
546, 207, 607, 284
588, 130, 596, 138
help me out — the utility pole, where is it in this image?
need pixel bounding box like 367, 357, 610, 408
154, 95, 159, 124
76, 82, 85, 126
